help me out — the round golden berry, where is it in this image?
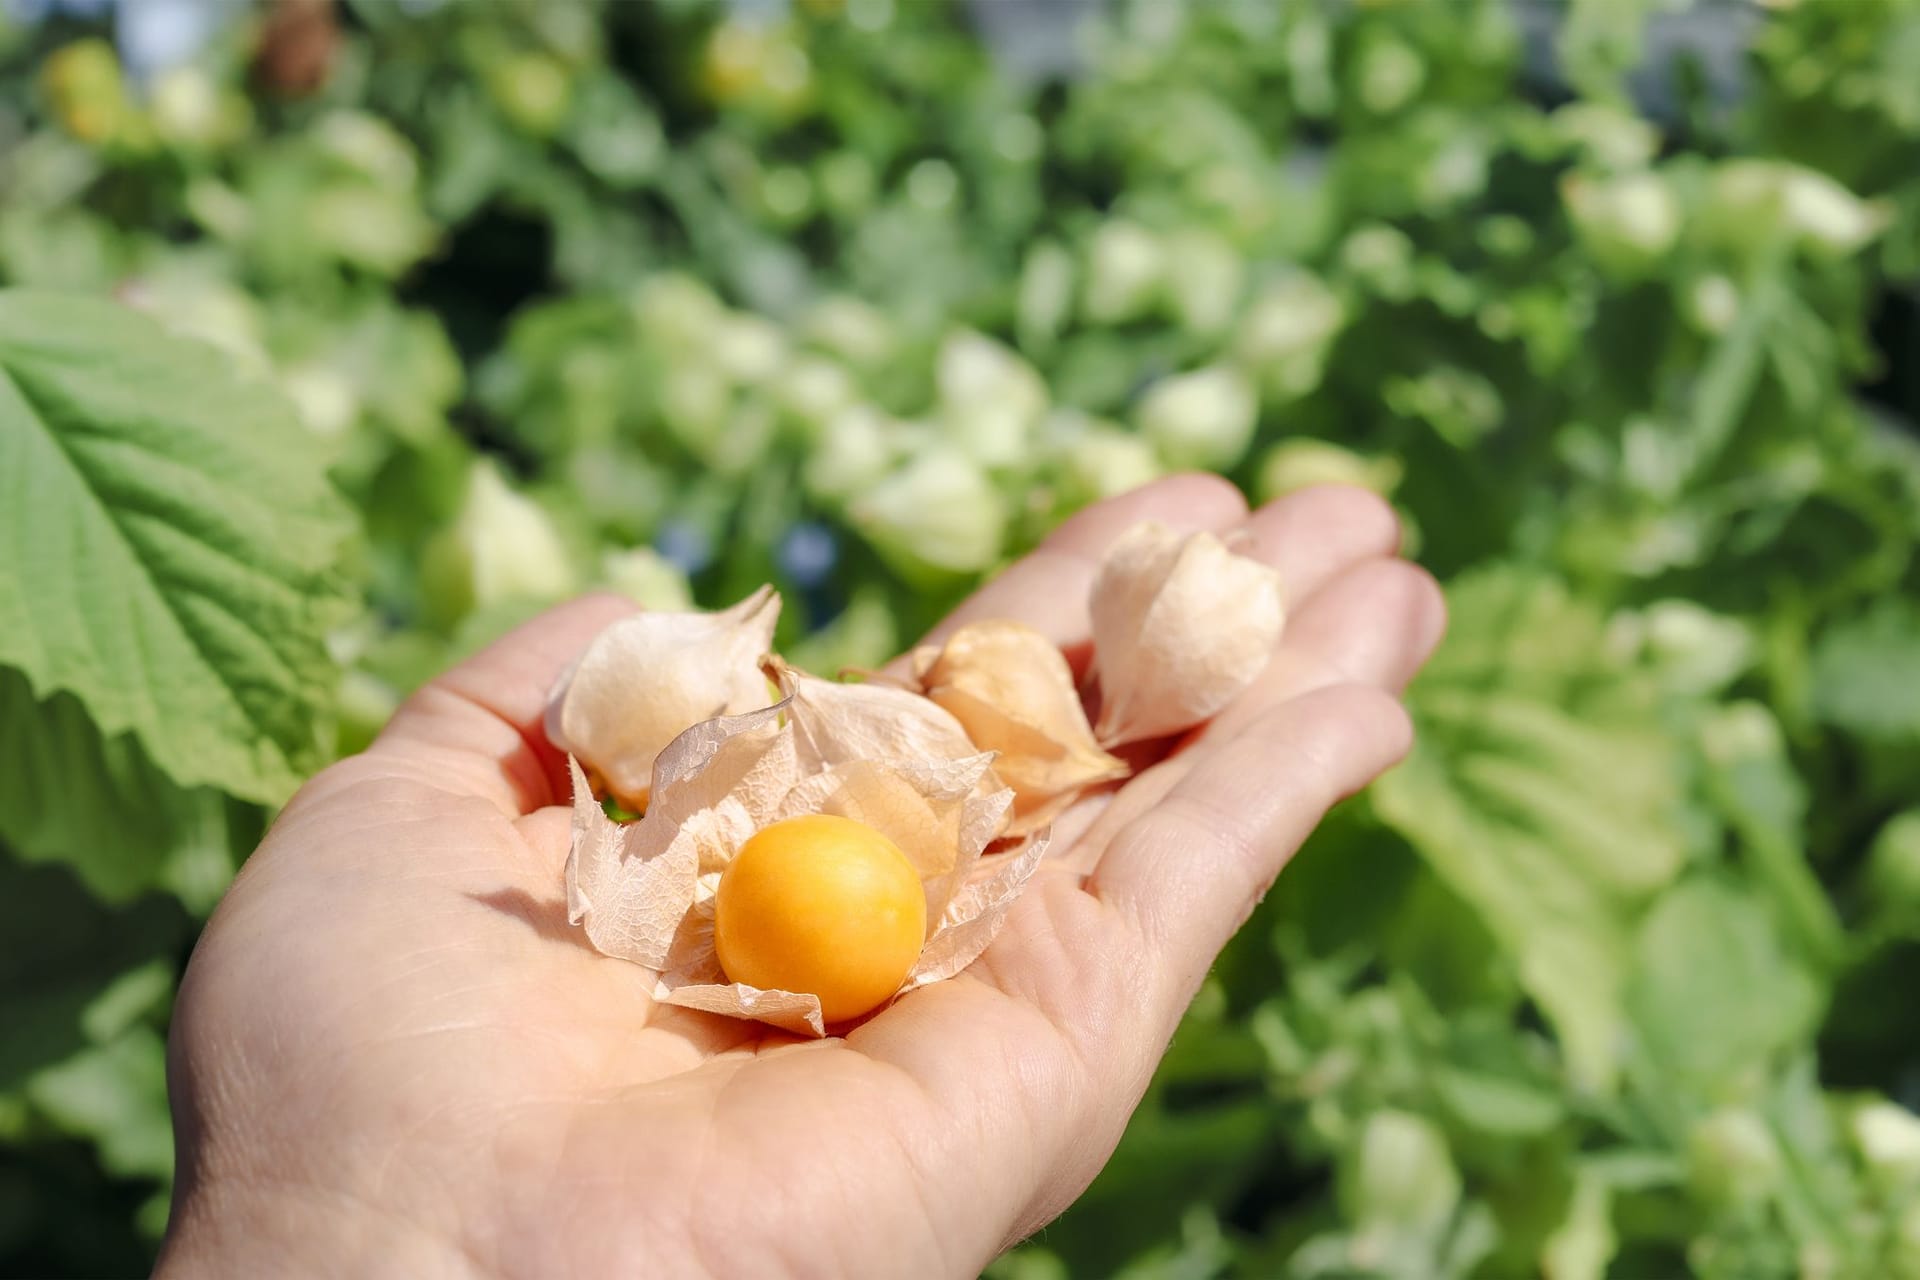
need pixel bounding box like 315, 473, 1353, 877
713, 814, 927, 1023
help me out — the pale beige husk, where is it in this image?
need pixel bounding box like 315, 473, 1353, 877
544, 586, 780, 810
1088, 521, 1286, 746
910, 621, 1127, 838
556, 517, 1285, 1033
564, 663, 1043, 1036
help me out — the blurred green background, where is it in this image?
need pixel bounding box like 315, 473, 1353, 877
5, 0, 1920, 1275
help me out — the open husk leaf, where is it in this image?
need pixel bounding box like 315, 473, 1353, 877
911, 620, 1127, 837
565, 664, 1042, 1036
544, 586, 780, 810
1088, 521, 1285, 747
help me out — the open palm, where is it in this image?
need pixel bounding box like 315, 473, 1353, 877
157, 477, 1443, 1280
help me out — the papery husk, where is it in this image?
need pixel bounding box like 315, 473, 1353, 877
545, 586, 780, 810
565, 700, 797, 970
767, 655, 983, 774
910, 621, 1128, 838
1088, 521, 1285, 747
565, 663, 1038, 1037
908, 833, 1051, 986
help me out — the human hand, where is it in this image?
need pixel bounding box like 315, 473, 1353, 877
156, 476, 1445, 1279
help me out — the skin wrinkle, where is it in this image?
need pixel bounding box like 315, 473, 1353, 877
860, 980, 1095, 1265
1115, 687, 1409, 958
1155, 788, 1272, 904
687, 1063, 802, 1280
495, 1105, 622, 1280
347, 738, 530, 828
500, 1098, 638, 1280
361, 1090, 488, 1255
528, 1104, 603, 1280
976, 882, 1129, 1072
882, 995, 1052, 1217
623, 1057, 728, 1280
868, 1066, 971, 1280
264, 940, 499, 1113
975, 997, 1113, 1251
440, 680, 565, 805
167, 1161, 481, 1278
1120, 796, 1266, 1000
381, 682, 555, 815
951, 981, 1113, 1253
268, 785, 477, 876
992, 1018, 1098, 1248
354, 947, 483, 1006
783, 1075, 905, 1280
792, 1057, 940, 1279
405, 1098, 572, 1280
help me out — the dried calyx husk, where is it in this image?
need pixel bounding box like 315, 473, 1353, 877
565, 662, 1044, 1036
901, 521, 1287, 796
545, 586, 779, 811
910, 620, 1126, 837
551, 518, 1284, 1033
1086, 521, 1285, 747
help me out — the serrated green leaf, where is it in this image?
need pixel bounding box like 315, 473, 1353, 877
0, 291, 355, 805
1374, 568, 1689, 1090
0, 667, 251, 911
1810, 600, 1920, 743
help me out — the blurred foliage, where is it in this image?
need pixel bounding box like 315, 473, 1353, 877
6, 0, 1920, 1274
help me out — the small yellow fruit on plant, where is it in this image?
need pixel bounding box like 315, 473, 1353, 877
714, 815, 927, 1023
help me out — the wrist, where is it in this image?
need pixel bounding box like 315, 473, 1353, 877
156, 1176, 480, 1280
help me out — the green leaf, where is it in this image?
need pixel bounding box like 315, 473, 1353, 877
1810, 599, 1920, 743
25, 1030, 172, 1183
0, 291, 355, 805
1625, 878, 1821, 1096
1688, 272, 1782, 477
1040, 1004, 1276, 1276
1697, 701, 1843, 967
0, 858, 187, 1223
1541, 1165, 1615, 1280
1430, 1065, 1564, 1141
0, 858, 187, 1268
0, 858, 190, 1100
0, 667, 254, 911
1556, 0, 1659, 102
1374, 568, 1690, 1090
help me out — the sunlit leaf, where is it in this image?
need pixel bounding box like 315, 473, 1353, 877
0, 292, 355, 806
1374, 568, 1689, 1090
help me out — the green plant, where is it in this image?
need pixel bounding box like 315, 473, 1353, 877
5, 0, 1920, 1274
